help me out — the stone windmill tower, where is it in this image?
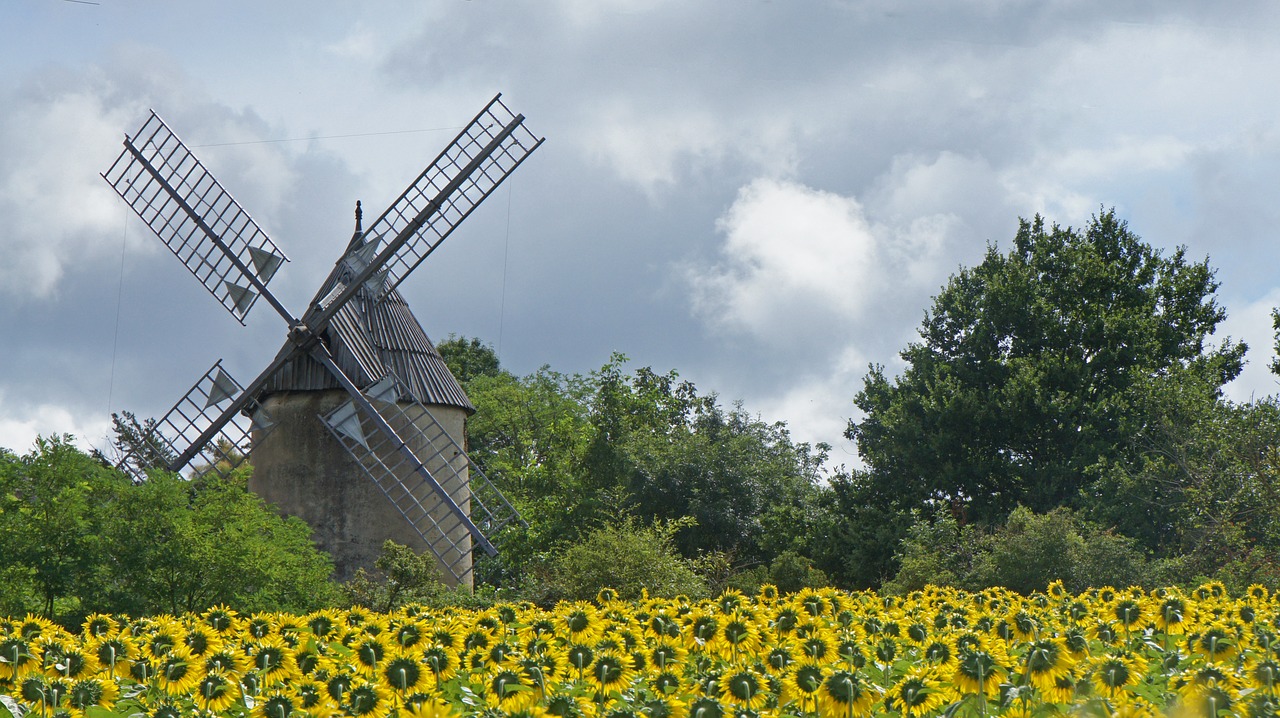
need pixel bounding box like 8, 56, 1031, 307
101, 95, 541, 587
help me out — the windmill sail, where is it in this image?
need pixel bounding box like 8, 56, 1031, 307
102, 111, 289, 324
349, 94, 543, 303
116, 360, 275, 482
319, 372, 522, 584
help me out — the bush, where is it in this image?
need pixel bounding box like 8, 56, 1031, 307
884, 506, 1150, 594
539, 517, 707, 602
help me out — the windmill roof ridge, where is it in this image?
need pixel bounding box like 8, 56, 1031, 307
258, 221, 473, 413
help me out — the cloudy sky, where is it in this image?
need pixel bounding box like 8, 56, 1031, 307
3, 1, 1279, 468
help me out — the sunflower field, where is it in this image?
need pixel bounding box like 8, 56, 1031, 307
3, 582, 1279, 718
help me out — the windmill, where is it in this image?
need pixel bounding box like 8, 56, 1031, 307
101, 95, 542, 587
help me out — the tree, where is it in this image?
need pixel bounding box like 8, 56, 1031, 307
0, 436, 125, 620
1272, 308, 1280, 377
100, 465, 336, 615
443, 342, 830, 591
847, 210, 1245, 527
437, 335, 502, 384
0, 435, 335, 622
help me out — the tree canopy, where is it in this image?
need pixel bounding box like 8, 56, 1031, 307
848, 210, 1245, 525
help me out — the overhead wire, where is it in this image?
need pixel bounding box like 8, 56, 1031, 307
107, 207, 128, 419
192, 126, 463, 148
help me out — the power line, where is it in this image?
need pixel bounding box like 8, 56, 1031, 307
192, 126, 463, 148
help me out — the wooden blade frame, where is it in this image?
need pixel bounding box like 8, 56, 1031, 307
115, 360, 275, 483
102, 111, 289, 324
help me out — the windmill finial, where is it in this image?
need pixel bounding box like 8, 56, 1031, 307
354, 200, 363, 233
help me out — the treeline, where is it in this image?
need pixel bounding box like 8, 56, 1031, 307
4, 208, 1280, 624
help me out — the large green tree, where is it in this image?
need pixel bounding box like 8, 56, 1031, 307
437, 338, 830, 590
0, 437, 335, 622
847, 210, 1245, 527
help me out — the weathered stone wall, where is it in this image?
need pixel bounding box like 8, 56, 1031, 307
249, 390, 473, 587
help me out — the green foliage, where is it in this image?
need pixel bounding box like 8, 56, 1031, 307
1272, 308, 1280, 376
849, 210, 1243, 526
0, 437, 335, 623
100, 465, 336, 616
1090, 372, 1280, 588
538, 516, 708, 602
339, 540, 490, 611
884, 506, 1150, 595
437, 334, 502, 383
845, 210, 1245, 584
449, 345, 829, 591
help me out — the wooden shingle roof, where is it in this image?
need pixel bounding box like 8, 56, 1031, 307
258, 229, 473, 413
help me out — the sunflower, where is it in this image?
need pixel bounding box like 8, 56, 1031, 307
80, 614, 118, 640
817, 668, 879, 718
182, 623, 224, 659
1190, 624, 1238, 662
201, 605, 241, 636
305, 609, 340, 640
1112, 598, 1146, 630
719, 665, 769, 711
485, 665, 538, 712
1021, 638, 1075, 692
155, 646, 202, 696
253, 690, 300, 718
1088, 652, 1145, 698
587, 649, 636, 694
781, 662, 825, 713
88, 635, 138, 680
686, 695, 724, 718
250, 635, 300, 687
193, 668, 241, 713
0, 635, 38, 680
143, 618, 183, 658
246, 614, 276, 640
404, 696, 458, 718
1047, 580, 1068, 601
951, 642, 1008, 699
17, 614, 55, 640
762, 641, 797, 676
687, 611, 721, 652
291, 677, 326, 712
1249, 656, 1280, 694
887, 667, 948, 718
381, 650, 430, 695
544, 688, 587, 718
1041, 672, 1078, 705
344, 681, 394, 718
40, 640, 98, 680
351, 634, 389, 677
558, 603, 605, 647
921, 638, 958, 672
420, 644, 461, 682
203, 647, 248, 676
717, 616, 762, 662
1179, 681, 1237, 718
391, 619, 426, 650
641, 694, 689, 718
67, 676, 119, 713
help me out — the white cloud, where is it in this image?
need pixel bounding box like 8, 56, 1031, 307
687, 178, 883, 345
0, 87, 148, 298
0, 393, 110, 457
1219, 290, 1280, 404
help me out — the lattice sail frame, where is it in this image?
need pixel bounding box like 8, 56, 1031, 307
319, 374, 523, 584
361, 94, 543, 299
102, 111, 288, 324
116, 361, 275, 483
